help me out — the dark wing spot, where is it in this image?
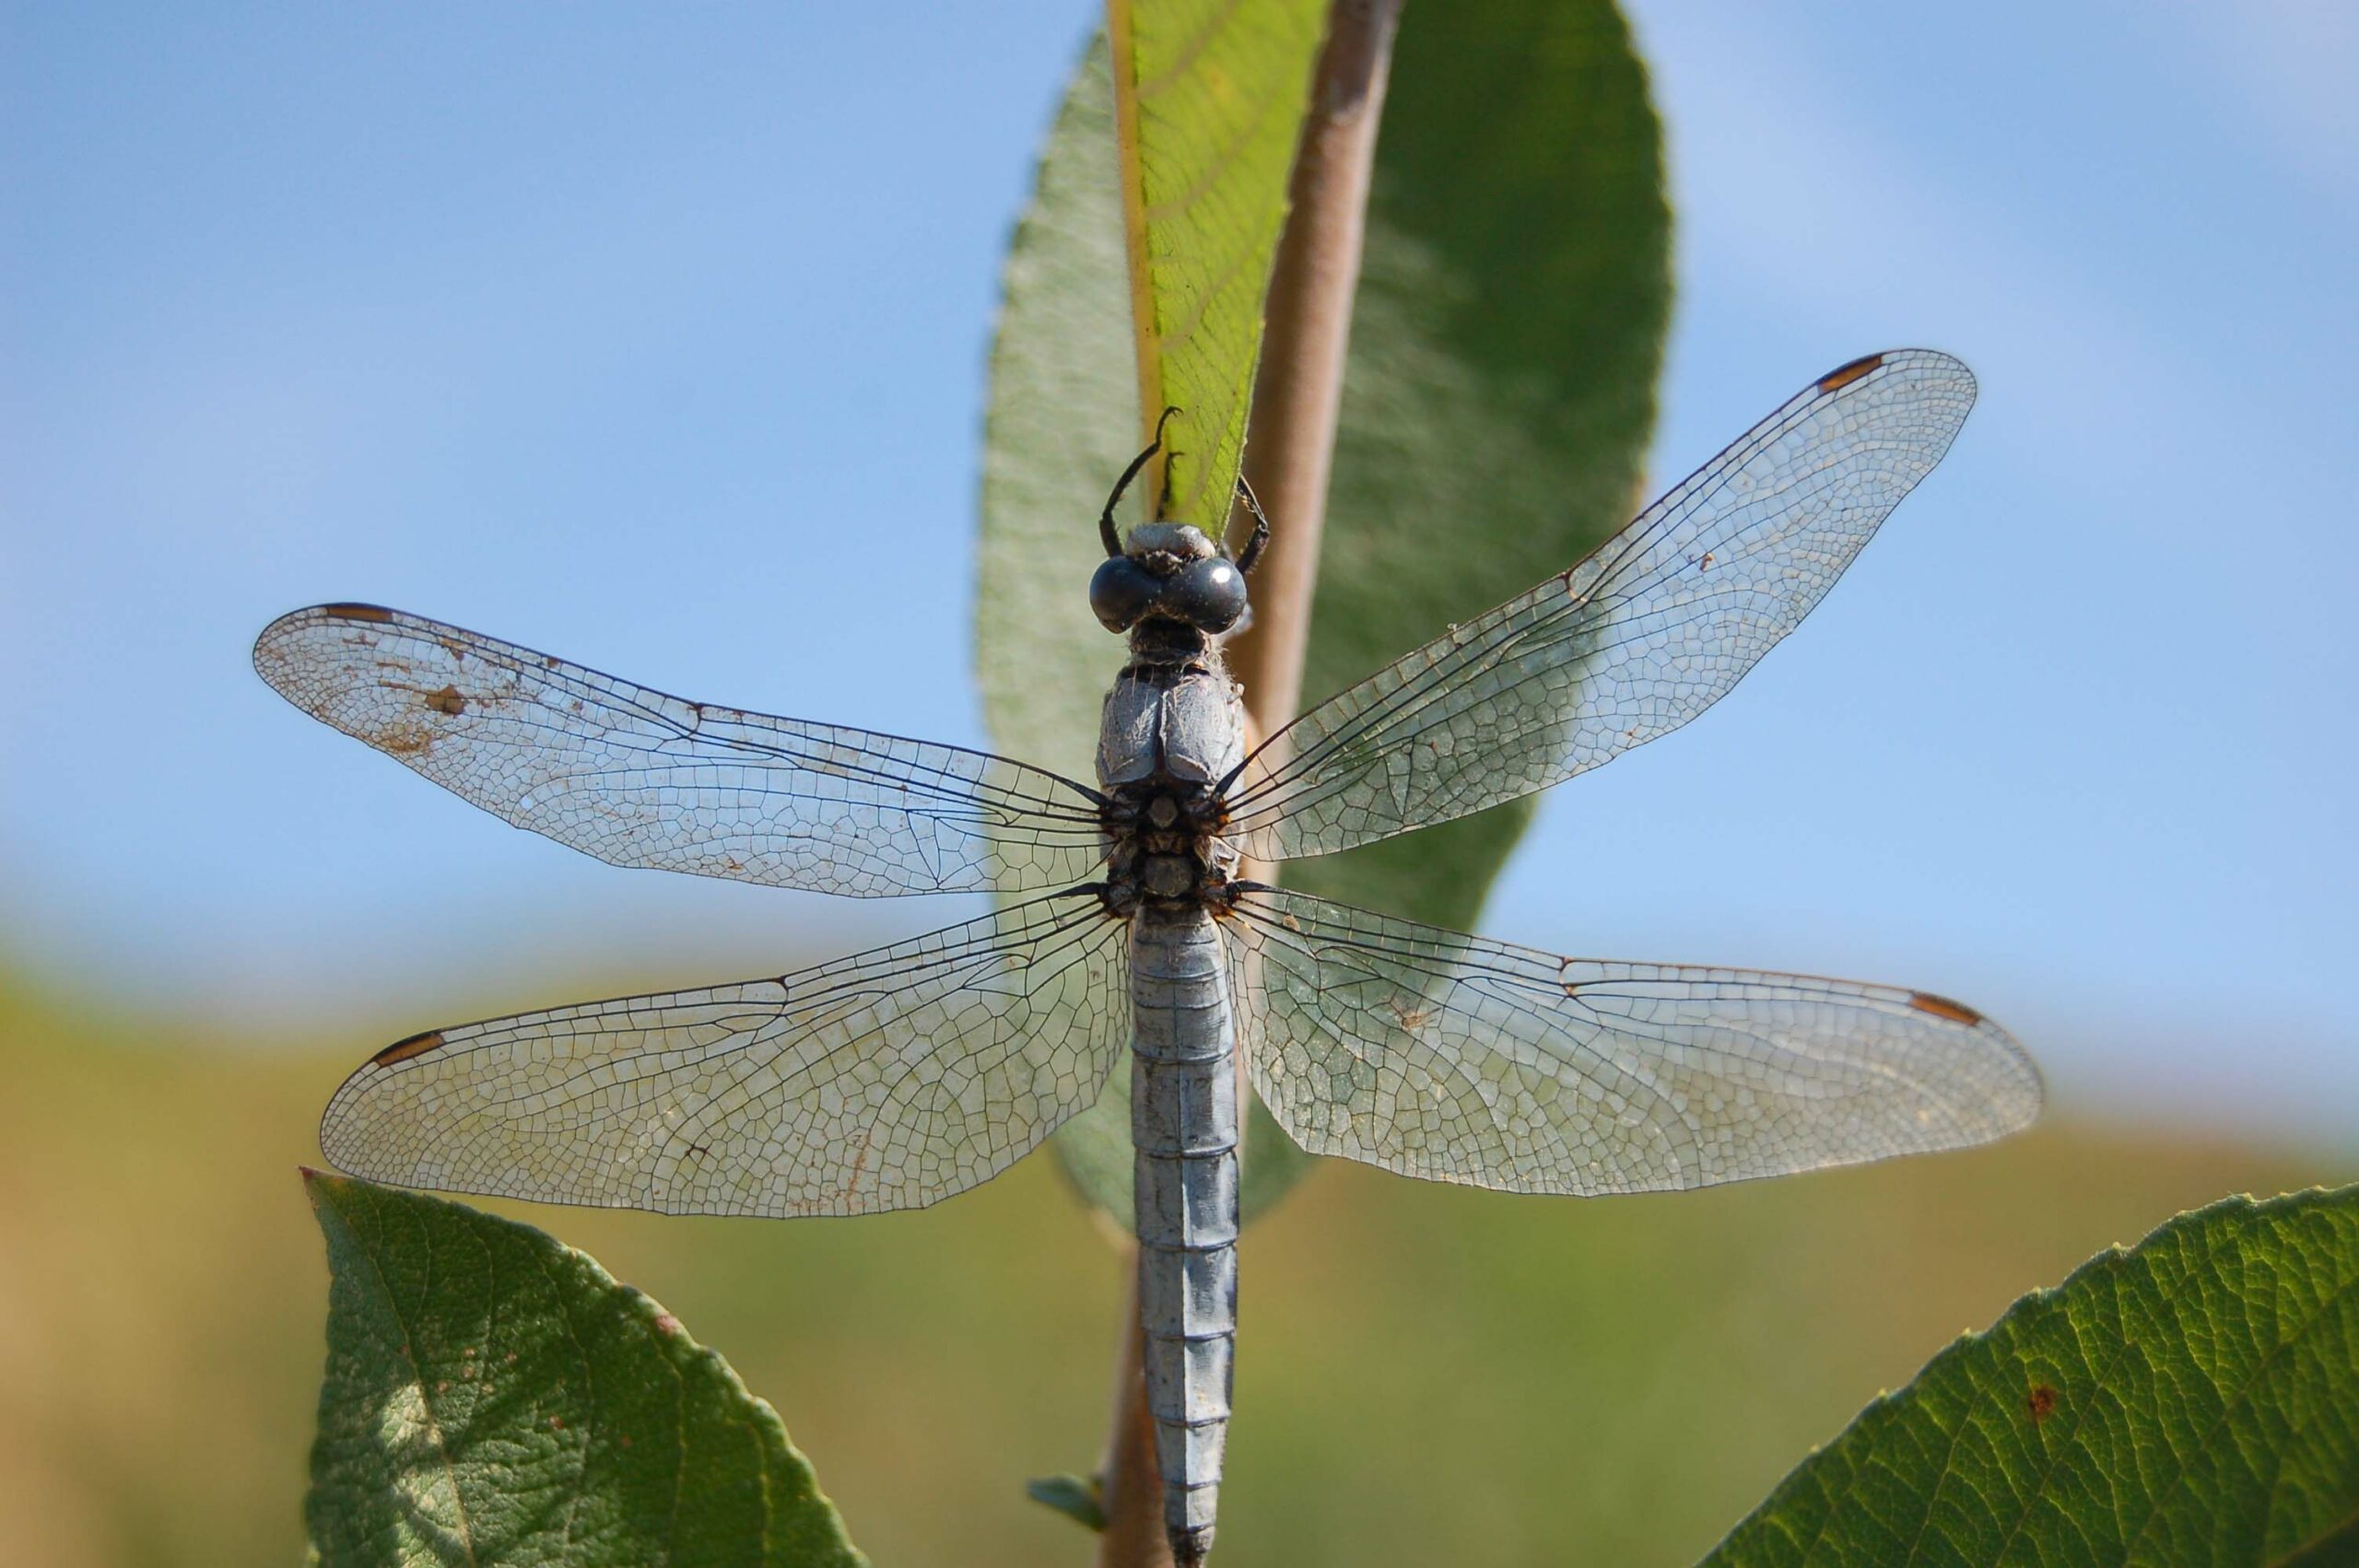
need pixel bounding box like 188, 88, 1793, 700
2026, 1383, 2059, 1423
1815, 353, 1885, 393
1907, 991, 1984, 1026
424, 685, 466, 717
322, 603, 397, 623
371, 1029, 447, 1066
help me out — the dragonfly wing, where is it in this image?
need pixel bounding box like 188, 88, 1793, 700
1223, 884, 2039, 1195
321, 891, 1132, 1216
255, 603, 1107, 896
1226, 350, 1977, 861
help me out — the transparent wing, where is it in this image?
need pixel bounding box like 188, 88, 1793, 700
1223, 883, 2040, 1195
255, 603, 1108, 896
1225, 351, 1977, 860
320, 890, 1131, 1216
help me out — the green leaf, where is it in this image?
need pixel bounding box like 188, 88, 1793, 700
1704, 1186, 2359, 1567
980, 5, 1672, 1227
1277, 0, 1672, 930
1108, 0, 1328, 528
978, 36, 1134, 795
1025, 1472, 1109, 1533
303, 1172, 864, 1568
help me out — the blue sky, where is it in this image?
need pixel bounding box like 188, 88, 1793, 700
3, 4, 2353, 1141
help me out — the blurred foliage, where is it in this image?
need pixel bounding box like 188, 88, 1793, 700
981, 0, 1671, 1230
2, 966, 2344, 1566
307, 1173, 863, 1567
1706, 1186, 2359, 1566
1108, 0, 1326, 531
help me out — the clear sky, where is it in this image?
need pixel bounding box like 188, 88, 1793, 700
3, 4, 2353, 1141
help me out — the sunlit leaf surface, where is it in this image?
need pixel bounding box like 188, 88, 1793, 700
1109, 0, 1326, 528
304, 1173, 865, 1567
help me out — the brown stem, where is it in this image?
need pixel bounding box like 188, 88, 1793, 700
1095, 5, 1402, 1564
1222, 0, 1403, 736
1095, 1251, 1172, 1568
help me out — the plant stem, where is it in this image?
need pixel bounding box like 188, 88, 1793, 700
1094, 1252, 1170, 1567
1096, 4, 1402, 1563
1221, 0, 1403, 731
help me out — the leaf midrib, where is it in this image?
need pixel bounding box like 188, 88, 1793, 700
355, 1189, 481, 1568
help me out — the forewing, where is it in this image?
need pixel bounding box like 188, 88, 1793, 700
320, 891, 1132, 1216
255, 603, 1107, 895
1223, 884, 2039, 1195
1225, 351, 1977, 860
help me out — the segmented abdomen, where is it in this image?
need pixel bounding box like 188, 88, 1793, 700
1129, 903, 1238, 1565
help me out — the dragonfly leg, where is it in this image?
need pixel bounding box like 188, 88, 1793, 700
1101, 405, 1181, 555
1226, 474, 1272, 573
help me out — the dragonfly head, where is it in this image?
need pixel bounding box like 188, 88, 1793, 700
1089, 522, 1250, 636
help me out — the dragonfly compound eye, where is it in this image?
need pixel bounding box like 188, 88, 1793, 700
1089, 556, 1162, 632
1163, 556, 1248, 633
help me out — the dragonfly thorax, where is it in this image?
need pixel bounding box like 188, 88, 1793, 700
1143, 850, 1202, 900
1096, 626, 1246, 916
1100, 782, 1238, 914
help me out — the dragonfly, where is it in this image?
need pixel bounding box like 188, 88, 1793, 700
257, 349, 2041, 1566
